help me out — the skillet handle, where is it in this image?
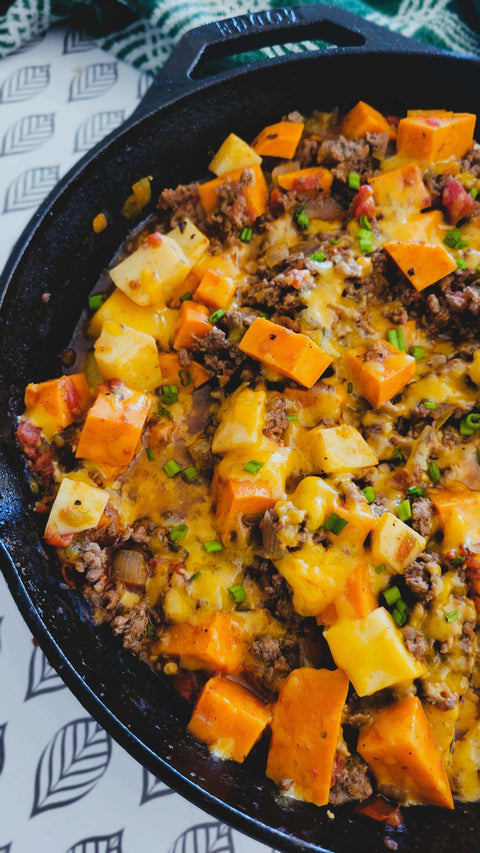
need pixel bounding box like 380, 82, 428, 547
132, 3, 440, 120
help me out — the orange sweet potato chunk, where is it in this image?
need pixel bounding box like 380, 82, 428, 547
370, 164, 431, 211
345, 341, 416, 408
357, 696, 454, 809
188, 676, 271, 762
266, 668, 349, 807
25, 373, 90, 432
212, 474, 281, 545
158, 353, 210, 388
319, 563, 377, 625
277, 166, 333, 194
239, 317, 332, 388
252, 121, 304, 159
341, 100, 395, 140
384, 241, 456, 291
193, 268, 236, 310
397, 111, 475, 161
173, 300, 212, 350
198, 164, 267, 221
76, 380, 150, 467
155, 612, 247, 673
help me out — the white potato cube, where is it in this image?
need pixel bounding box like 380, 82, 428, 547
290, 476, 338, 532
371, 511, 426, 573
310, 424, 378, 474
208, 133, 262, 177
45, 478, 109, 541
324, 607, 425, 696
168, 218, 209, 264
94, 320, 162, 392
275, 542, 355, 617
87, 288, 176, 348
212, 386, 266, 453
109, 234, 191, 307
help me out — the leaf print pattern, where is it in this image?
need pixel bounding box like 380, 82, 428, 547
1, 114, 54, 156
0, 65, 50, 103
68, 63, 118, 102
25, 645, 66, 701
0, 723, 6, 775
31, 718, 111, 816
170, 822, 234, 853
140, 768, 173, 804
3, 165, 59, 213
74, 111, 125, 153
63, 28, 95, 55
65, 829, 123, 853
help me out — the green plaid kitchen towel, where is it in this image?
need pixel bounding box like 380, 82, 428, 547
1, 0, 480, 72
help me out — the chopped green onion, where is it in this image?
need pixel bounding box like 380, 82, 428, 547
357, 227, 373, 254
146, 447, 154, 462
464, 413, 480, 431
146, 623, 153, 638
294, 204, 310, 231
169, 523, 188, 542
456, 258, 467, 270
209, 308, 225, 324
359, 214, 372, 231
451, 556, 465, 567
392, 606, 407, 627
445, 610, 459, 623
158, 405, 171, 419
391, 449, 405, 465
179, 291, 192, 302
387, 328, 405, 352
179, 369, 191, 387
347, 382, 353, 393
396, 599, 408, 616
163, 459, 181, 478
397, 499, 412, 521
228, 584, 247, 604
190, 571, 201, 581
427, 460, 441, 483
161, 384, 178, 405
348, 172, 361, 190
258, 311, 269, 318
324, 512, 349, 535
203, 539, 223, 553
182, 465, 198, 482
88, 294, 103, 310
362, 486, 375, 504
287, 414, 298, 421
239, 227, 253, 242
472, 187, 478, 199
444, 229, 469, 250
424, 401, 437, 410
407, 485, 423, 497
310, 251, 326, 262
383, 586, 401, 607
375, 563, 386, 574
330, 238, 339, 245
409, 345, 425, 360
243, 459, 265, 475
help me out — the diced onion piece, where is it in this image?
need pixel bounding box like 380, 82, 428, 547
113, 549, 148, 586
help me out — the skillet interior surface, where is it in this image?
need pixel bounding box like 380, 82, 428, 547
2, 12, 480, 851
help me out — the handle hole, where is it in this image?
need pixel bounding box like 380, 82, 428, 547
190, 20, 366, 80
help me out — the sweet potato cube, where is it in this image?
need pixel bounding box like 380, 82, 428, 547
341, 100, 395, 140
193, 268, 236, 310
318, 563, 377, 625
168, 217, 209, 265
431, 488, 480, 553
252, 120, 304, 159
384, 241, 456, 291
188, 676, 271, 762
212, 386, 266, 453
173, 300, 212, 350
198, 164, 267, 222
370, 164, 431, 212
109, 233, 192, 307
208, 132, 262, 176
358, 696, 454, 808
324, 608, 425, 696
266, 668, 349, 807
94, 320, 162, 392
371, 511, 426, 572
158, 352, 210, 389
277, 166, 333, 194
76, 380, 150, 467
239, 318, 332, 388
310, 423, 378, 474
24, 373, 90, 440
155, 612, 247, 673
44, 477, 109, 544
397, 111, 476, 161
345, 341, 416, 408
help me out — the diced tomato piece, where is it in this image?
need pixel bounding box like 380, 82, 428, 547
442, 179, 476, 224
352, 184, 376, 220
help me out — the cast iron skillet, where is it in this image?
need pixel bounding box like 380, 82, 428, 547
1, 6, 480, 851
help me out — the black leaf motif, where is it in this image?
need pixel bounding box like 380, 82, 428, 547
0, 844, 12, 853
74, 111, 125, 153
170, 822, 234, 853
66, 829, 123, 853
137, 71, 154, 100
0, 65, 50, 103
25, 645, 66, 701
0, 723, 6, 774
69, 64, 118, 102
4, 166, 59, 213
31, 717, 111, 816
1, 114, 54, 157
140, 768, 173, 805
63, 28, 95, 54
